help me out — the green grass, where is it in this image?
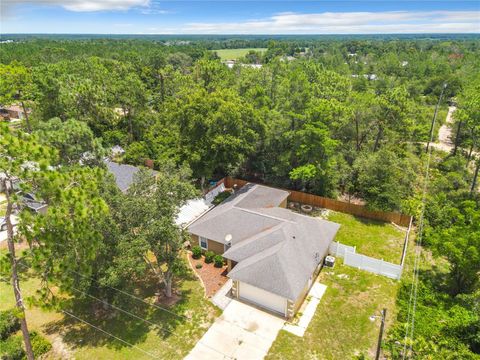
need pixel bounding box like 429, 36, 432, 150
212, 48, 267, 60
267, 261, 400, 360
0, 250, 220, 359
327, 211, 406, 264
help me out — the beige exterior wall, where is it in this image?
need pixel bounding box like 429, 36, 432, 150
207, 239, 224, 254
287, 260, 325, 319
190, 234, 199, 246
189, 233, 224, 254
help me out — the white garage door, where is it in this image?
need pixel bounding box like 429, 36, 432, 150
239, 282, 286, 316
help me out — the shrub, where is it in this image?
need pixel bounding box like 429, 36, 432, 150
191, 246, 202, 259
0, 309, 21, 340
204, 251, 215, 264
212, 191, 231, 205
0, 335, 24, 360
195, 264, 202, 269
30, 331, 52, 357
213, 255, 224, 268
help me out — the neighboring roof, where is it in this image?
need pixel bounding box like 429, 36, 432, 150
105, 161, 142, 192
188, 183, 340, 300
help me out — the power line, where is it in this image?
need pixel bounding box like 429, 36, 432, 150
15, 262, 234, 359
67, 267, 189, 321
22, 242, 188, 322
402, 94, 438, 359
61, 309, 160, 359
69, 286, 233, 359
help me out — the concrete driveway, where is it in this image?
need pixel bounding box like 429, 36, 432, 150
185, 300, 285, 360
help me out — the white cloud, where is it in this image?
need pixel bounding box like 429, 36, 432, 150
61, 0, 150, 12
183, 11, 480, 34
2, 0, 150, 13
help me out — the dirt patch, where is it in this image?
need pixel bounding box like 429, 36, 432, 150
187, 252, 228, 297
155, 292, 182, 307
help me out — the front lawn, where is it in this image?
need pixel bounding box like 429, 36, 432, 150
267, 260, 400, 360
0, 249, 220, 360
327, 211, 406, 264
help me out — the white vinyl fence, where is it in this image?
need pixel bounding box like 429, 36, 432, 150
329, 241, 356, 258
205, 183, 226, 202
329, 241, 403, 280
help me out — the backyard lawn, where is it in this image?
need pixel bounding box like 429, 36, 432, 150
327, 211, 406, 264
212, 48, 267, 60
0, 248, 220, 359
267, 260, 400, 360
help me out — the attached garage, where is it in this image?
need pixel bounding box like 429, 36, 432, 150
238, 281, 287, 316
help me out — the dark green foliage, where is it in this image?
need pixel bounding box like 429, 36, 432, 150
0, 310, 20, 341
191, 246, 202, 260
1, 37, 479, 358
195, 263, 202, 269
0, 335, 24, 360
0, 332, 52, 360
30, 331, 52, 357
213, 255, 224, 268
212, 191, 231, 205
204, 251, 215, 264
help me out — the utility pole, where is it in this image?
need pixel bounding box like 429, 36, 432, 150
375, 308, 387, 360
426, 82, 447, 153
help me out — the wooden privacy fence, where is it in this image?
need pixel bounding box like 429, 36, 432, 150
220, 176, 412, 227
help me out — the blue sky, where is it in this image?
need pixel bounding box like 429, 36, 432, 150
1, 1, 479, 34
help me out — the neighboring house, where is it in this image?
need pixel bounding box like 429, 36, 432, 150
188, 183, 340, 318
0, 105, 29, 120
105, 160, 214, 227
110, 145, 125, 157
105, 160, 145, 193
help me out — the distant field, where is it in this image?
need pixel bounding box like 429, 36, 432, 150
212, 48, 267, 60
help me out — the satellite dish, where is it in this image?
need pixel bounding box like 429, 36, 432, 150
225, 234, 232, 242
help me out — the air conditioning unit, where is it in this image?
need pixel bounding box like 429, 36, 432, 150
324, 256, 336, 268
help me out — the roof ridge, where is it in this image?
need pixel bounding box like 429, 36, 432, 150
233, 206, 296, 224
223, 222, 286, 256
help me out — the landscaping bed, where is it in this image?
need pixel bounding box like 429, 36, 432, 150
187, 251, 228, 297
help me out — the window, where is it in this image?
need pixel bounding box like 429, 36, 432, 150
199, 236, 208, 250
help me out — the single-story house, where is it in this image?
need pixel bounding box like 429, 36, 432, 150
105, 160, 146, 193
105, 160, 214, 227
0, 105, 29, 120
188, 183, 340, 318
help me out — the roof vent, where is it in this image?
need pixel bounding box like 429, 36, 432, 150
314, 252, 320, 261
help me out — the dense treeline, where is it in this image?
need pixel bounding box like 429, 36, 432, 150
1, 37, 479, 358
2, 38, 479, 209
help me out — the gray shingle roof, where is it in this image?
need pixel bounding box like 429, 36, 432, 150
188, 183, 340, 300
105, 161, 141, 192
105, 161, 157, 193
